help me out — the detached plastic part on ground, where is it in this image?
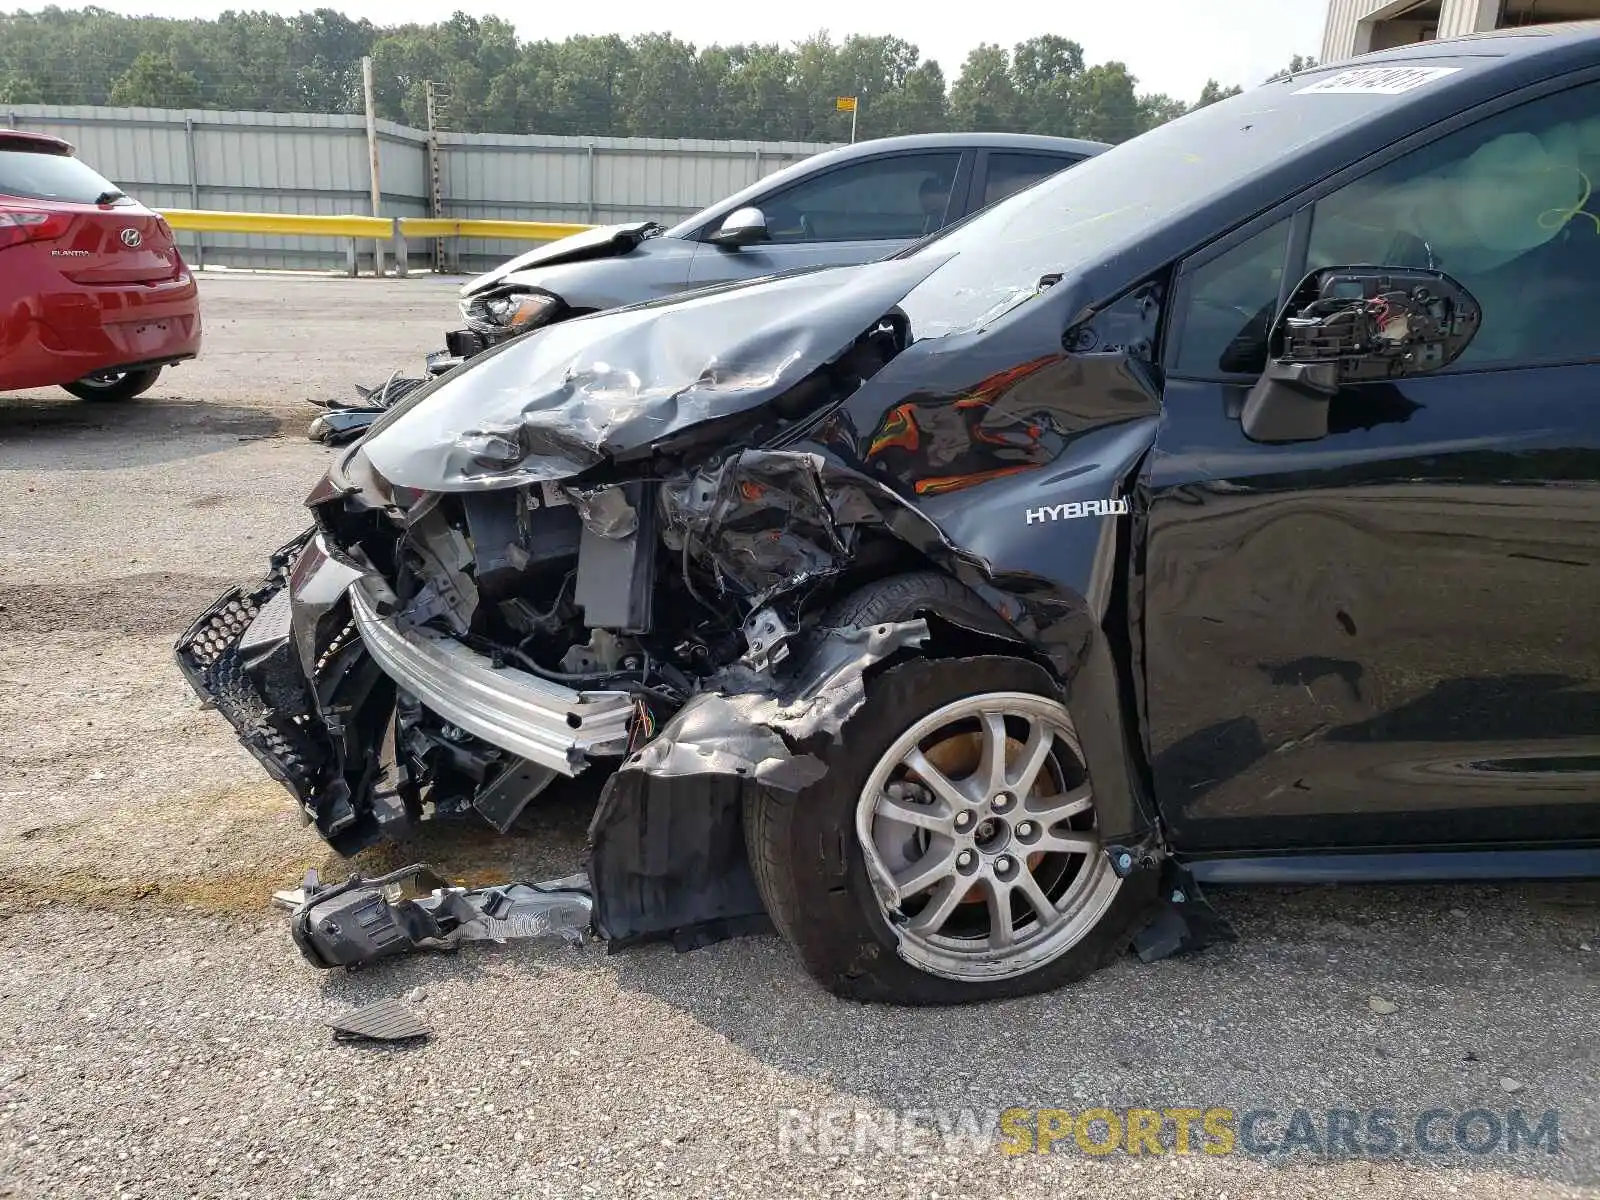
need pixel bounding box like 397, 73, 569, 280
306, 372, 430, 446
326, 997, 431, 1043
275, 863, 593, 969
274, 854, 1233, 973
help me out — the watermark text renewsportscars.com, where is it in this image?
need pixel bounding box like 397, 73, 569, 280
775, 1105, 1562, 1160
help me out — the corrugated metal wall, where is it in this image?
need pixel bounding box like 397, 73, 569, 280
1437, 0, 1503, 37
1322, 0, 1504, 62
437, 132, 828, 265
1, 104, 832, 273
1322, 0, 1413, 61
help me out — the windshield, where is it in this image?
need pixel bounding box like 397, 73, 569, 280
895, 63, 1481, 335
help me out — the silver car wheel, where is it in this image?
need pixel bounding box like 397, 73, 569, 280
854, 690, 1123, 983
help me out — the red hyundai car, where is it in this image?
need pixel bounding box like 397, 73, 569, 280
0, 130, 201, 401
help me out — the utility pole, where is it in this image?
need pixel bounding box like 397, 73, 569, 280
425, 80, 449, 274
362, 55, 384, 277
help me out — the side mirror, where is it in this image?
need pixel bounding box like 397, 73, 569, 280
708, 206, 770, 249
1241, 266, 1481, 444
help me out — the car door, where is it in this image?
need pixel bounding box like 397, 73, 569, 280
963, 149, 1085, 217
685, 149, 969, 286
1143, 74, 1600, 854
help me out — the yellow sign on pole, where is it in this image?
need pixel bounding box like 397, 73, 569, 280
837, 95, 860, 142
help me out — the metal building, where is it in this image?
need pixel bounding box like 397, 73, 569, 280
1321, 0, 1600, 63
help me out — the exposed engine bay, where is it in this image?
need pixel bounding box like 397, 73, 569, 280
179, 282, 992, 949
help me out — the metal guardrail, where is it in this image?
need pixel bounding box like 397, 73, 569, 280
157, 209, 594, 276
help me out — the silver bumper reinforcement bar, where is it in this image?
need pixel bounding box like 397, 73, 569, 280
348, 580, 635, 774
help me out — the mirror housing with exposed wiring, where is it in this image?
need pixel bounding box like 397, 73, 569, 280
1241, 266, 1482, 444
708, 206, 770, 249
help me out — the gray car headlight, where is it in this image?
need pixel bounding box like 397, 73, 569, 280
461, 290, 559, 337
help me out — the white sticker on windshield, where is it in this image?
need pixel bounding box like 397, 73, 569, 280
1294, 65, 1461, 96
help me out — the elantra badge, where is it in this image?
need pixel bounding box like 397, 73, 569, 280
1026, 498, 1130, 524
120, 228, 142, 248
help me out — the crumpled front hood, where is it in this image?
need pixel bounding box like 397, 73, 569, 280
362, 253, 950, 493
461, 221, 664, 298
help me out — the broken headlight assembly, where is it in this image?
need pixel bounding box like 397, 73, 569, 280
461, 288, 560, 339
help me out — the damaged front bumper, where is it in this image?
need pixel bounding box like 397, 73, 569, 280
176, 529, 933, 953
175, 530, 636, 849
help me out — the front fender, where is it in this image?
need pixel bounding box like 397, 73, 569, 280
827, 340, 1166, 846
665, 412, 1163, 844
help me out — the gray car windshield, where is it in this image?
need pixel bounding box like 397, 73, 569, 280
895, 63, 1481, 336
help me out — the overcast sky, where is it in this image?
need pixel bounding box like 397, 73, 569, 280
18, 0, 1331, 103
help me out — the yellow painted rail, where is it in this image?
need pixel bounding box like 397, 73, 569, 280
160, 209, 393, 238
402, 217, 591, 241
156, 208, 595, 275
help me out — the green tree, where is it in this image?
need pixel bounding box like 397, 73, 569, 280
0, 73, 43, 104
835, 35, 931, 137
547, 35, 632, 135
949, 43, 1018, 131
481, 44, 557, 134
787, 32, 845, 140
0, 8, 1269, 142
1010, 35, 1085, 136
722, 44, 798, 140
288, 10, 375, 112
888, 60, 949, 135
621, 34, 703, 138
107, 50, 202, 107
1070, 61, 1142, 143
1266, 54, 1317, 83
1136, 92, 1188, 129
1192, 78, 1244, 108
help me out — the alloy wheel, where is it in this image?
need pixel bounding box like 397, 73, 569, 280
853, 691, 1123, 982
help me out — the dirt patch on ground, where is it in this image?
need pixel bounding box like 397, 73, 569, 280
0, 396, 285, 439
0, 572, 242, 638
0, 858, 327, 917
0, 810, 581, 919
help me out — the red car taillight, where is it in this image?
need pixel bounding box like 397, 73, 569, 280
0, 210, 72, 252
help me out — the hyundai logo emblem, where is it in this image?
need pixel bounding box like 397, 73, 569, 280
120, 228, 142, 248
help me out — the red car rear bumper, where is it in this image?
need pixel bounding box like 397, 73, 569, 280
0, 268, 203, 392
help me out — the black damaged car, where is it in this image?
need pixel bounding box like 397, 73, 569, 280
179, 26, 1600, 1005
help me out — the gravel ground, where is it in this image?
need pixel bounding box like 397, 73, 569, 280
1, 272, 1597, 1199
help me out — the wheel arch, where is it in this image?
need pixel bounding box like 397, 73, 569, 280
829, 567, 1160, 850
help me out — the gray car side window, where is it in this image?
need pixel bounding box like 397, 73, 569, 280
758, 152, 963, 244
980, 152, 1078, 208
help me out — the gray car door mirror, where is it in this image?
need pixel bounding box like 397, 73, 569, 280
1241, 265, 1482, 444
708, 206, 771, 249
